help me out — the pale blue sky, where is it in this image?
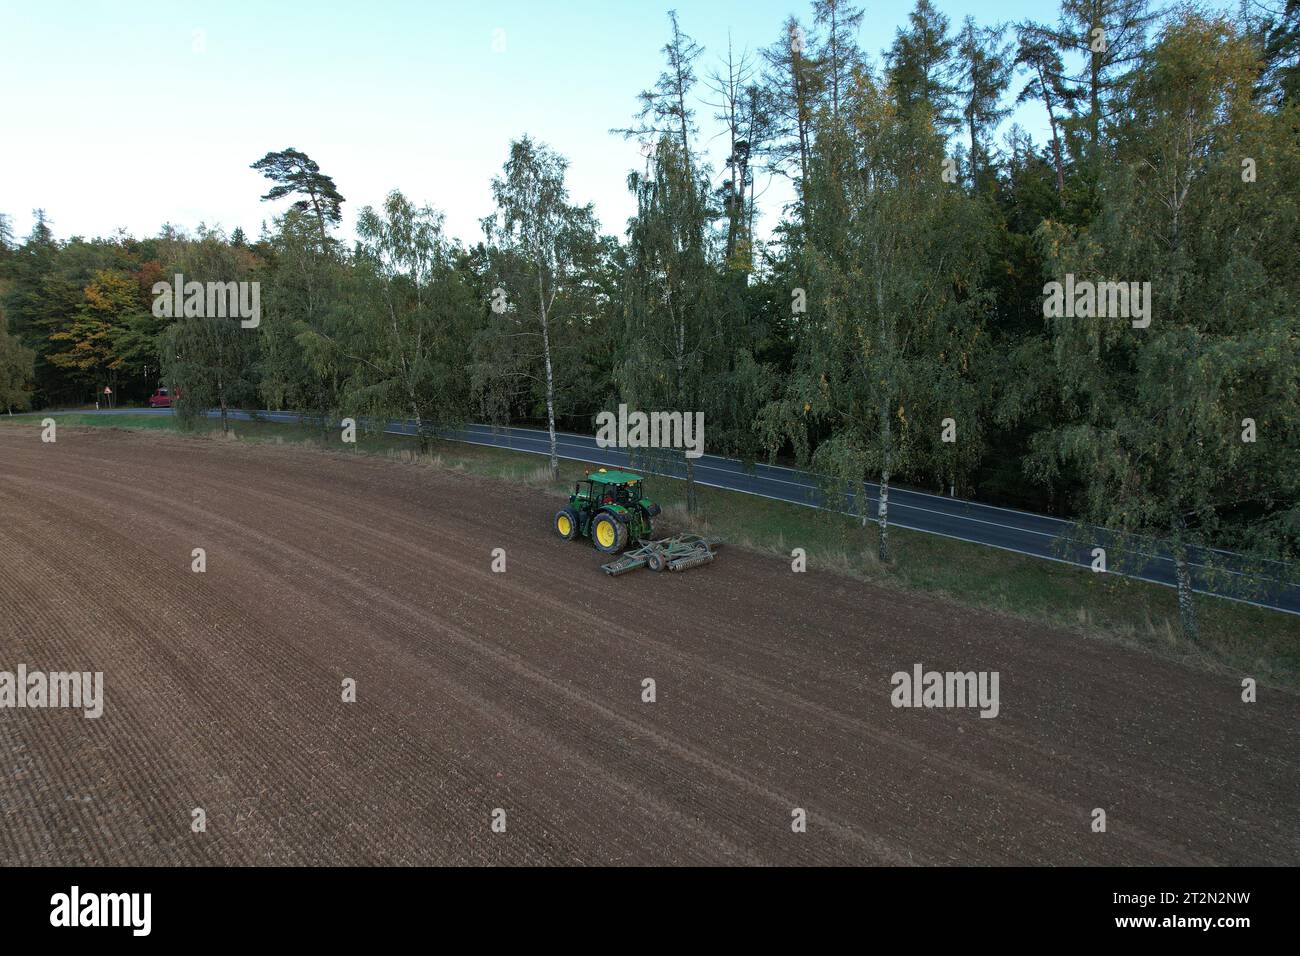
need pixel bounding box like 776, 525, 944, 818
2, 0, 1059, 247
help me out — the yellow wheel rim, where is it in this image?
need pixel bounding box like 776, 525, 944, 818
595, 519, 615, 548
557, 514, 572, 536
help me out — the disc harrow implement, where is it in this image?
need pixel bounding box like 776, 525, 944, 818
601, 534, 723, 576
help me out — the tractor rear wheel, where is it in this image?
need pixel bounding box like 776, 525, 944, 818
591, 513, 628, 554
555, 507, 579, 541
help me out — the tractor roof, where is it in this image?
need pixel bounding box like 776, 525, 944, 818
587, 468, 644, 484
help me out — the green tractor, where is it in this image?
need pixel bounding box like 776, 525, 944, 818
555, 468, 661, 554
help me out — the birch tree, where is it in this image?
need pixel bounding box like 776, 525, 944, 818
481, 137, 599, 480
619, 136, 720, 513
258, 209, 348, 422
1032, 13, 1300, 638
333, 190, 474, 449
764, 68, 989, 562
159, 233, 259, 433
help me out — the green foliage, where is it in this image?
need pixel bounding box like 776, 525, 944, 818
0, 316, 35, 412
250, 148, 345, 247
476, 136, 606, 475
763, 67, 993, 558
158, 233, 260, 431
4, 0, 1296, 641
342, 190, 476, 443
256, 209, 347, 417
886, 0, 960, 134
1030, 13, 1300, 632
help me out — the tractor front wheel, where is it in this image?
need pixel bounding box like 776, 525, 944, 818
555, 507, 579, 541
591, 513, 628, 554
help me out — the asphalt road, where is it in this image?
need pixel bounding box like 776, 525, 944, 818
34, 407, 1300, 615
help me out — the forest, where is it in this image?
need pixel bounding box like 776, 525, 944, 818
1, 0, 1297, 638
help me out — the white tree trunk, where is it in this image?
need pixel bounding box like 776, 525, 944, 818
878, 388, 893, 562
878, 469, 891, 563
1174, 547, 1198, 641
541, 313, 559, 481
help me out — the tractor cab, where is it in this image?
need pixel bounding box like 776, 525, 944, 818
592, 476, 638, 507
555, 468, 661, 554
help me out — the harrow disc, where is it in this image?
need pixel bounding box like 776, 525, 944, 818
669, 552, 714, 572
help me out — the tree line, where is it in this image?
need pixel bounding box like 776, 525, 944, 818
2, 0, 1297, 637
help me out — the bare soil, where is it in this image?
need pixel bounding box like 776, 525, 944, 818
0, 427, 1294, 865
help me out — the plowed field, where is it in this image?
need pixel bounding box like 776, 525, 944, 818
1, 427, 1294, 865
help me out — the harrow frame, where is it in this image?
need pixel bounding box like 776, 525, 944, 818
600, 533, 723, 576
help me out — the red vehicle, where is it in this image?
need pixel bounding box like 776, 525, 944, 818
147, 387, 179, 408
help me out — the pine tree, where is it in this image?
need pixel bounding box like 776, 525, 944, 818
956, 17, 1014, 190
1016, 24, 1077, 194
813, 0, 867, 119
886, 0, 960, 137
762, 16, 825, 222
250, 148, 346, 248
